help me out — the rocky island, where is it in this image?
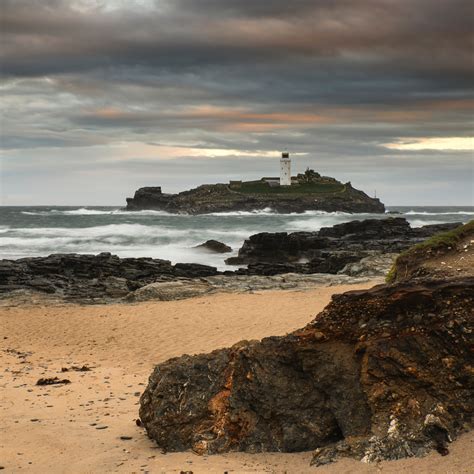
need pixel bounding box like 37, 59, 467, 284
126, 157, 385, 214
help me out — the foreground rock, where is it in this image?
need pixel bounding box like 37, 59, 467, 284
140, 278, 473, 463
126, 170, 385, 214
139, 224, 474, 466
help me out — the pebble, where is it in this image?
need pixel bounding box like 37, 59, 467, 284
95, 425, 108, 430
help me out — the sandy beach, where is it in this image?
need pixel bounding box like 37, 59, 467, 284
1, 282, 473, 473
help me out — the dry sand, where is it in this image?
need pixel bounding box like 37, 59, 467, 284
1, 282, 473, 473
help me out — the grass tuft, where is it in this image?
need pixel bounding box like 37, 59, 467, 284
386, 220, 474, 283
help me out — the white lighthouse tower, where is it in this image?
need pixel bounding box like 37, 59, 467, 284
280, 152, 291, 186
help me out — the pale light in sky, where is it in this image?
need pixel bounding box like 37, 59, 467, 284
385, 137, 474, 151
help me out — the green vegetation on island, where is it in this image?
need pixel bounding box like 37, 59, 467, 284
235, 181, 345, 195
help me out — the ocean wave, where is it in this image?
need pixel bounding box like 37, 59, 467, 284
405, 219, 455, 228
206, 208, 276, 216
288, 213, 374, 232
21, 208, 111, 216
21, 208, 177, 217
57, 208, 119, 216
404, 210, 474, 216
206, 209, 356, 217
301, 210, 353, 216
6, 223, 198, 239
0, 223, 249, 250
0, 230, 236, 270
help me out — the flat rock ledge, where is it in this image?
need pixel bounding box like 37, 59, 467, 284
127, 273, 376, 302
139, 277, 474, 466
0, 273, 377, 306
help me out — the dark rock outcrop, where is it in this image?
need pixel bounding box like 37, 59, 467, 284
125, 187, 170, 210
227, 218, 463, 277
139, 276, 474, 464
0, 253, 219, 303
317, 216, 411, 239
195, 240, 232, 253
126, 176, 385, 214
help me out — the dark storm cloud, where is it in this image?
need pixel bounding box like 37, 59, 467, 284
1, 0, 472, 77
1, 0, 472, 115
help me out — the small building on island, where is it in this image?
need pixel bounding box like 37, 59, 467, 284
260, 152, 296, 187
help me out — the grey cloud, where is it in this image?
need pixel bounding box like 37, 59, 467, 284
1, 0, 472, 78
0, 0, 472, 205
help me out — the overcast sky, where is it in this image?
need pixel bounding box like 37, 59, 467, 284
1, 0, 473, 206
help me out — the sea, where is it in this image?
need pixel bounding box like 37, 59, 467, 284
0, 206, 472, 270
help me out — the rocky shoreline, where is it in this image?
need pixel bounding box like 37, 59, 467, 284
0, 218, 463, 304
228, 218, 460, 275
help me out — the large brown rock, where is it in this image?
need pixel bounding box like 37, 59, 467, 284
139, 277, 474, 464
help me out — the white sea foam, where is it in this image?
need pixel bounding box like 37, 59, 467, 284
300, 210, 353, 216
404, 210, 474, 216
0, 222, 244, 269
288, 214, 371, 232
405, 219, 454, 228
206, 207, 276, 216
56, 208, 118, 216
22, 208, 177, 217
19, 207, 474, 218
7, 225, 211, 245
